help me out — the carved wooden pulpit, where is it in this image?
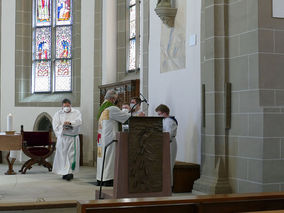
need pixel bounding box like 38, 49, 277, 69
97, 117, 171, 199
0, 133, 22, 175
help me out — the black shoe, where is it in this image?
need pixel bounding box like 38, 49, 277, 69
95, 180, 101, 186
103, 179, 113, 187
65, 174, 73, 181
62, 175, 68, 180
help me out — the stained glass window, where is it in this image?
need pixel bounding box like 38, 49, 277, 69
128, 0, 140, 72
55, 60, 72, 91
56, 26, 72, 59
36, 0, 51, 26
33, 61, 51, 92
56, 0, 72, 26
33, 0, 72, 93
35, 27, 51, 60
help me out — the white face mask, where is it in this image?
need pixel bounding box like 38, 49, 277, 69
130, 103, 135, 109
122, 108, 129, 113
63, 107, 71, 113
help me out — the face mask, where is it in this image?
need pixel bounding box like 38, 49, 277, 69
130, 103, 135, 109
122, 108, 129, 113
63, 107, 71, 113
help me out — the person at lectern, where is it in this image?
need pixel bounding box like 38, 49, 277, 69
96, 90, 131, 186
52, 99, 82, 181
130, 97, 145, 116
155, 104, 178, 186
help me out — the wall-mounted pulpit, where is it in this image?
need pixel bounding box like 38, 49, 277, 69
97, 117, 171, 199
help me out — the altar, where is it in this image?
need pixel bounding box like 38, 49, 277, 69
0, 133, 22, 175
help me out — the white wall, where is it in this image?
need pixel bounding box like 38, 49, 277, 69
0, 0, 95, 165
148, 0, 201, 163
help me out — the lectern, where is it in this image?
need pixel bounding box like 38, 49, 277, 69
96, 117, 171, 199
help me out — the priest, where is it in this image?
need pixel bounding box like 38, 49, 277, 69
96, 90, 131, 186
52, 98, 82, 181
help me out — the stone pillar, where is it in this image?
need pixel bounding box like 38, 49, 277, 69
194, 0, 284, 194
258, 0, 284, 192
102, 0, 117, 84
192, 0, 232, 194
93, 0, 103, 167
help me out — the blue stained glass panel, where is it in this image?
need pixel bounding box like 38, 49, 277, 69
56, 0, 72, 25
56, 26, 72, 59
55, 60, 72, 91
36, 0, 51, 26
33, 61, 51, 92
128, 39, 136, 70
35, 27, 51, 60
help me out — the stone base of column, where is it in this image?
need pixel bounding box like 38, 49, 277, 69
193, 157, 232, 194
193, 175, 232, 194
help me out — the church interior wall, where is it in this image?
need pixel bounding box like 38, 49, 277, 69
148, 0, 201, 164
0, 0, 95, 166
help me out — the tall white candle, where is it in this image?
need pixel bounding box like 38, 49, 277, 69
7, 113, 13, 131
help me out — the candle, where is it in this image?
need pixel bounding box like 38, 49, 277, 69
7, 113, 13, 131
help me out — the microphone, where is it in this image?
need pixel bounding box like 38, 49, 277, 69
140, 93, 149, 105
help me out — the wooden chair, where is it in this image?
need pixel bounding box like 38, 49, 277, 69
19, 125, 56, 174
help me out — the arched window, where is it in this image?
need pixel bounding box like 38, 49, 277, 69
33, 0, 73, 93
127, 0, 140, 72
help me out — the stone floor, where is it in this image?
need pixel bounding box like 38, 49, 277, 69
0, 164, 193, 212
0, 164, 193, 203
0, 164, 98, 203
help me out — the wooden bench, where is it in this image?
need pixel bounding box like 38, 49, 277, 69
77, 192, 284, 213
173, 161, 200, 193
0, 200, 77, 212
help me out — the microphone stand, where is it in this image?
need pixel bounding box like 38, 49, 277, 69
99, 139, 118, 200
130, 103, 140, 116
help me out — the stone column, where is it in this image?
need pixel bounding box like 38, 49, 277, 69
192, 0, 232, 194
194, 0, 284, 194
102, 0, 117, 84
93, 0, 103, 167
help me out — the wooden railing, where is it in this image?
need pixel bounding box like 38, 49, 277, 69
77, 192, 284, 213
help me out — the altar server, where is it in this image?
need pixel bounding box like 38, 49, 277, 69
155, 104, 178, 186
52, 99, 82, 181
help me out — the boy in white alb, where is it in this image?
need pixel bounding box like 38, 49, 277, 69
155, 104, 178, 186
52, 99, 82, 181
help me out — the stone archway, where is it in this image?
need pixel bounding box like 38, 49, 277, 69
33, 112, 53, 131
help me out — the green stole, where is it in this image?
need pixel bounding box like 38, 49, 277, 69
97, 100, 114, 120
63, 134, 78, 171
